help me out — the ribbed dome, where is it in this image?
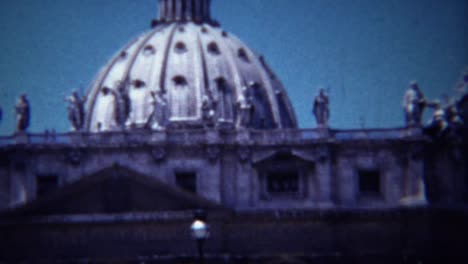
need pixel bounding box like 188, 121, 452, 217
84, 1, 297, 132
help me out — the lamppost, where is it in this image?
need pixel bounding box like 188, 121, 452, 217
190, 210, 209, 264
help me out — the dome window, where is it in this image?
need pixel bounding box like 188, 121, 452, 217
142, 45, 156, 56
207, 42, 220, 55
178, 26, 185, 33
174, 42, 188, 54
133, 79, 146, 88
101, 87, 111, 96
201, 27, 208, 33
120, 51, 128, 59
238, 48, 250, 63
221, 31, 228, 37
173, 75, 188, 86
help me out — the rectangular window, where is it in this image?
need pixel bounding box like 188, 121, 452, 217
358, 170, 381, 197
175, 172, 197, 193
36, 175, 58, 197
266, 172, 299, 194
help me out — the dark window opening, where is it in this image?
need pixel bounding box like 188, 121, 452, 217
358, 170, 381, 197
173, 75, 188, 86
215, 77, 227, 90
143, 45, 156, 56
37, 175, 58, 197
174, 42, 187, 53
176, 172, 197, 193
266, 172, 299, 194
208, 42, 220, 55
119, 51, 128, 59
238, 48, 250, 62
133, 79, 146, 88
101, 87, 111, 96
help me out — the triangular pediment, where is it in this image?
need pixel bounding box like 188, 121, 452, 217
252, 150, 315, 165
3, 165, 223, 216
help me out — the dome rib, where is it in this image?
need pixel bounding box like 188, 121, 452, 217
230, 35, 282, 128
88, 28, 165, 131
159, 24, 179, 94
85, 35, 146, 130
196, 28, 211, 101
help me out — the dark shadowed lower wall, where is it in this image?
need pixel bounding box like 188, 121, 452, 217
0, 208, 467, 263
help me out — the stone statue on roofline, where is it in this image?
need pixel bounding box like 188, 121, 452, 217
403, 81, 426, 127
148, 90, 168, 130
65, 90, 86, 131
236, 85, 254, 128
111, 79, 131, 128
313, 88, 329, 127
201, 95, 217, 127
15, 93, 30, 132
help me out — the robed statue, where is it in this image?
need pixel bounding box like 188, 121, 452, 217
236, 86, 254, 128
148, 90, 168, 130
15, 93, 30, 132
65, 90, 86, 131
403, 81, 426, 126
111, 80, 131, 128
313, 88, 330, 127
201, 95, 216, 127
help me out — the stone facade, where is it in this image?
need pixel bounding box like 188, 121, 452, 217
0, 0, 467, 262
0, 128, 442, 211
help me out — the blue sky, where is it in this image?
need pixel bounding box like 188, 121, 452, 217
0, 0, 467, 135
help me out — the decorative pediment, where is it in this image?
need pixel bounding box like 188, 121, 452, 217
252, 149, 319, 165
3, 165, 223, 216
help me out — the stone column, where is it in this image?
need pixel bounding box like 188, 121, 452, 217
315, 157, 333, 207
337, 155, 356, 206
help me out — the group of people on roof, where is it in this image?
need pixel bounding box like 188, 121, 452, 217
402, 69, 467, 140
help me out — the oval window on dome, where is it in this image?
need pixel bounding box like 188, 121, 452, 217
119, 51, 128, 61
173, 75, 188, 86
207, 42, 220, 55
143, 45, 156, 56
174, 42, 188, 54
238, 48, 250, 63
101, 87, 112, 96
133, 79, 146, 88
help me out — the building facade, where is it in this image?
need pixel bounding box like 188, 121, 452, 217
0, 0, 467, 263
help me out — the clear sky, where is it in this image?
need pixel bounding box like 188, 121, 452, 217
0, 0, 467, 135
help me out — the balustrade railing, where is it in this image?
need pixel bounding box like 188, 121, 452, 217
0, 127, 422, 147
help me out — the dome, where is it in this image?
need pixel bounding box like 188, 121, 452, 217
84, 0, 297, 132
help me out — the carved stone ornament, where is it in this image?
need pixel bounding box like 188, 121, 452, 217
237, 146, 251, 162
151, 147, 166, 162
206, 145, 221, 162
67, 149, 83, 166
